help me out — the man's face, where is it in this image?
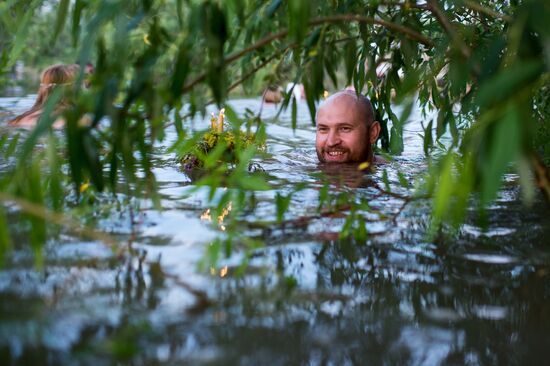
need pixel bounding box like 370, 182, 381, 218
315, 95, 369, 163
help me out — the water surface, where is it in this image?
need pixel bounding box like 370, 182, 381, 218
1, 96, 550, 365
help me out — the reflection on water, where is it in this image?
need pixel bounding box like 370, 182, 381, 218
1, 96, 550, 364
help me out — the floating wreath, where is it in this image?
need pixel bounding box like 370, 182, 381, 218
180, 108, 263, 170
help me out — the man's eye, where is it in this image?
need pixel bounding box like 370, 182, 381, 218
318, 127, 328, 133
340, 126, 351, 132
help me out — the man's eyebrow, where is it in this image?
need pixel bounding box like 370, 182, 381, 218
317, 122, 354, 130
318, 121, 353, 126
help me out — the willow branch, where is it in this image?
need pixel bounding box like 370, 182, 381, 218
227, 49, 285, 93
181, 29, 288, 94
225, 15, 432, 67
427, 0, 472, 59
182, 14, 433, 93
165, 45, 290, 130
170, 35, 362, 129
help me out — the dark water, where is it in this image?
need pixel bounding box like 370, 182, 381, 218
1, 97, 550, 365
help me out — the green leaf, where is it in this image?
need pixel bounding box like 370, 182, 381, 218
397, 171, 409, 188
353, 215, 367, 242
477, 60, 544, 107
389, 125, 403, 154
28, 159, 46, 268
0, 133, 7, 151
339, 213, 354, 240
176, 0, 184, 29
303, 79, 317, 125
53, 0, 70, 45
436, 108, 447, 139
71, 0, 85, 47
517, 156, 535, 206
275, 192, 292, 224
382, 169, 391, 192
0, 206, 11, 266
423, 119, 433, 156
451, 154, 474, 226
170, 41, 191, 101
265, 0, 283, 18
481, 103, 521, 205
19, 89, 62, 161
237, 175, 270, 191
223, 105, 242, 130
432, 154, 455, 225
288, 0, 310, 44
5, 132, 19, 158
345, 39, 357, 86
431, 78, 441, 108
448, 113, 458, 143
202, 2, 228, 106
318, 182, 329, 211
47, 133, 63, 212
205, 239, 221, 269
6, 0, 39, 68
291, 96, 297, 131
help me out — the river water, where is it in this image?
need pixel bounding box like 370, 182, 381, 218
1, 95, 550, 365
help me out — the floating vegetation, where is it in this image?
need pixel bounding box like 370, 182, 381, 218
179, 108, 263, 170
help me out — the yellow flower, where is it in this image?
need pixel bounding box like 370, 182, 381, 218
79, 181, 90, 193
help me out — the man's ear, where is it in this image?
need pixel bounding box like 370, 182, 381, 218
369, 121, 381, 144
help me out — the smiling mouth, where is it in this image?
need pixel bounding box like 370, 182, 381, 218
324, 150, 348, 161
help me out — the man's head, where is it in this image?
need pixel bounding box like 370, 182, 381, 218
315, 91, 380, 164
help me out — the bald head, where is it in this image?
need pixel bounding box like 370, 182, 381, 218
315, 90, 380, 164
318, 91, 376, 128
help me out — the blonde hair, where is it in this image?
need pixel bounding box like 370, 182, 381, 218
9, 64, 80, 125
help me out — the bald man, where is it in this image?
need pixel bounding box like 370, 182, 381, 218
315, 91, 382, 165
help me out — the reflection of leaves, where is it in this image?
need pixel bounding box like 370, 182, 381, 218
102, 320, 151, 361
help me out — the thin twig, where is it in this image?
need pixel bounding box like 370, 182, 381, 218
310, 15, 433, 46
462, 0, 512, 22
380, 1, 429, 10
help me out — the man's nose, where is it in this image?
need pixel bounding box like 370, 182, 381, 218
327, 130, 341, 146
